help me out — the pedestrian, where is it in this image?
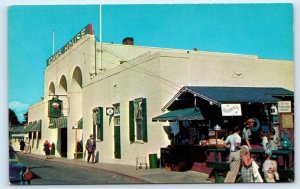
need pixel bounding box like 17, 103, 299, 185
259, 130, 269, 151
85, 134, 96, 164
43, 140, 52, 159
224, 126, 241, 183
19, 139, 25, 153
241, 118, 255, 149
240, 145, 263, 183
262, 150, 280, 182
24, 137, 31, 153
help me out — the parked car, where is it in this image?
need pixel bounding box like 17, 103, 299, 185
9, 145, 33, 185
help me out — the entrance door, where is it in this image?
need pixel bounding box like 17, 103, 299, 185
60, 128, 68, 157
114, 126, 121, 159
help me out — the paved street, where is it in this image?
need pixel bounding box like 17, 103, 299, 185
15, 152, 212, 184
17, 155, 148, 184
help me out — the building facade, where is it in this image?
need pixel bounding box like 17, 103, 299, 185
26, 24, 294, 166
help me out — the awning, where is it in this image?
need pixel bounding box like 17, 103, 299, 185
24, 120, 41, 132
9, 126, 26, 134
49, 117, 67, 129
162, 86, 294, 110
152, 107, 205, 122
30, 121, 41, 132
75, 117, 83, 129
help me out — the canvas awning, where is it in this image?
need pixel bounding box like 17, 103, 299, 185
77, 117, 83, 129
24, 120, 41, 132
152, 107, 205, 122
9, 126, 26, 134
30, 121, 41, 132
49, 117, 67, 129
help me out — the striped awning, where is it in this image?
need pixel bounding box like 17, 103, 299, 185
9, 126, 26, 133
24, 120, 41, 132
49, 117, 67, 129
77, 117, 83, 129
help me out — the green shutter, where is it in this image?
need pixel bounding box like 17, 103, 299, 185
93, 123, 96, 140
93, 107, 103, 141
99, 107, 103, 141
142, 98, 148, 142
114, 126, 121, 159
129, 100, 135, 142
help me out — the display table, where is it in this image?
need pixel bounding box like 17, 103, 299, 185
208, 130, 227, 147
206, 147, 229, 162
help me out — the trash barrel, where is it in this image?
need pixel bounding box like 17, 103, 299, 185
149, 153, 158, 169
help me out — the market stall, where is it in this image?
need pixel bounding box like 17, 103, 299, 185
153, 86, 294, 172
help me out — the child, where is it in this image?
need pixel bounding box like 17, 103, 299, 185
262, 150, 280, 182
268, 135, 278, 151
259, 130, 269, 151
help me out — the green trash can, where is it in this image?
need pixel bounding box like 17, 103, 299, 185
149, 153, 158, 169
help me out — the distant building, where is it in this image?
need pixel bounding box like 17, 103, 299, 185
26, 24, 294, 166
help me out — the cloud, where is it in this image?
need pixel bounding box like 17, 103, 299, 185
9, 101, 29, 122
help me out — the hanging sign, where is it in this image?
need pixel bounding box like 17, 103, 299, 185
278, 101, 292, 113
48, 98, 62, 118
221, 104, 242, 116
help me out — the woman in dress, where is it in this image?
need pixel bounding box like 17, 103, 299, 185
43, 140, 51, 159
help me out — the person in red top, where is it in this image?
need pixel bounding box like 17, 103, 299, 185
43, 140, 52, 159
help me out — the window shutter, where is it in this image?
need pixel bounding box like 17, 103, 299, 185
93, 124, 96, 140
129, 100, 135, 142
142, 98, 148, 142
98, 107, 103, 140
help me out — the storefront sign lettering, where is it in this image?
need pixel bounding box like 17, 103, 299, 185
278, 101, 292, 113
47, 24, 93, 66
221, 104, 242, 116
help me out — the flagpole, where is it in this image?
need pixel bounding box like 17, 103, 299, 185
52, 30, 55, 55
100, 4, 103, 70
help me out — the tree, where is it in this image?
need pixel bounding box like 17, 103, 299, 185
22, 111, 28, 125
9, 108, 21, 126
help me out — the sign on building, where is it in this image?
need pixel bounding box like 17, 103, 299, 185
48, 98, 63, 118
278, 101, 292, 113
221, 104, 242, 116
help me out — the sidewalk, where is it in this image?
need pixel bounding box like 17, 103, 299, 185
19, 152, 212, 184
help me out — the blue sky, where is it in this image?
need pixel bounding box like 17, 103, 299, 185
8, 4, 293, 122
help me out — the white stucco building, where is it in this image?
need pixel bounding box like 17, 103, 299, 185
26, 24, 294, 166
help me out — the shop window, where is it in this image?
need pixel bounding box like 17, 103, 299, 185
29, 132, 32, 139
129, 98, 147, 143
113, 103, 120, 116
114, 117, 120, 126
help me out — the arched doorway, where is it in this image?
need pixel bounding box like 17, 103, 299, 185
58, 75, 68, 157
69, 67, 83, 159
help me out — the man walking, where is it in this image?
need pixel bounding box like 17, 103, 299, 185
224, 126, 241, 182
85, 134, 96, 164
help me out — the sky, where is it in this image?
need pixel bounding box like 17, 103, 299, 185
7, 3, 294, 122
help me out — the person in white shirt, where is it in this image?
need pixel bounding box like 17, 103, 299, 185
223, 126, 241, 183
224, 126, 241, 170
